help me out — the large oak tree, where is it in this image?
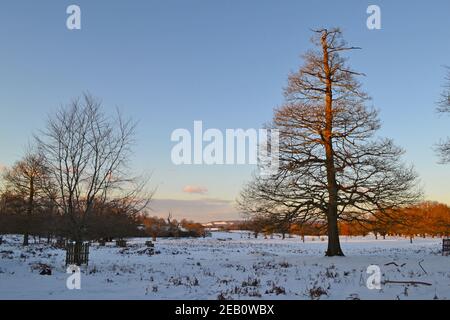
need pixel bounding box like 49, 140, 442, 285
238, 29, 421, 256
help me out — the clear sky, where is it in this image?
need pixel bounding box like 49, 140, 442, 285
0, 0, 449, 222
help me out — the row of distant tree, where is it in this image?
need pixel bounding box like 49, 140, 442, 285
232, 201, 450, 242
0, 190, 143, 243
0, 189, 208, 244
140, 214, 208, 240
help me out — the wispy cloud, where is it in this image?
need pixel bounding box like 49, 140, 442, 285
183, 185, 208, 194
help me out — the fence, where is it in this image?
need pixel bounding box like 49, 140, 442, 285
443, 239, 450, 256
65, 242, 90, 266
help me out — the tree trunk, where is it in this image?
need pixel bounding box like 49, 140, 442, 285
326, 213, 344, 256
23, 177, 35, 247
23, 233, 29, 246
321, 31, 344, 257
72, 227, 85, 266
74, 241, 82, 266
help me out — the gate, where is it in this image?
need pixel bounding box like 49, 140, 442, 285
65, 242, 90, 265
443, 239, 450, 256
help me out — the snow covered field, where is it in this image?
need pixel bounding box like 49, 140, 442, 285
0, 232, 449, 300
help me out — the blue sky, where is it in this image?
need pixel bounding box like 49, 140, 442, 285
0, 0, 449, 221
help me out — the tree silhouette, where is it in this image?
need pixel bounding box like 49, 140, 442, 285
239, 28, 421, 256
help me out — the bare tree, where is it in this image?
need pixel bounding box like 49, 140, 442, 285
36, 93, 152, 252
436, 67, 450, 163
238, 28, 421, 256
166, 212, 181, 237
2, 150, 50, 245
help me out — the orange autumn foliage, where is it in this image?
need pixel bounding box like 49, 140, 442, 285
339, 202, 450, 238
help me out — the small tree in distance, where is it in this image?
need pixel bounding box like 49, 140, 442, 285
2, 150, 51, 246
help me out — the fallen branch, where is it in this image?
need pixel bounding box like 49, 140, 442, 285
384, 262, 406, 267
383, 280, 432, 286
418, 259, 427, 274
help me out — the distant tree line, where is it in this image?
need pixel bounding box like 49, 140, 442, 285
0, 191, 142, 243
235, 201, 450, 242
0, 192, 208, 243
139, 214, 208, 240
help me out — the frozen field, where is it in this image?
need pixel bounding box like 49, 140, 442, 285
0, 232, 449, 300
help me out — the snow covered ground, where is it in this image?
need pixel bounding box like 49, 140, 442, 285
0, 232, 449, 300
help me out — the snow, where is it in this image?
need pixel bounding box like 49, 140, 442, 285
0, 232, 449, 300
